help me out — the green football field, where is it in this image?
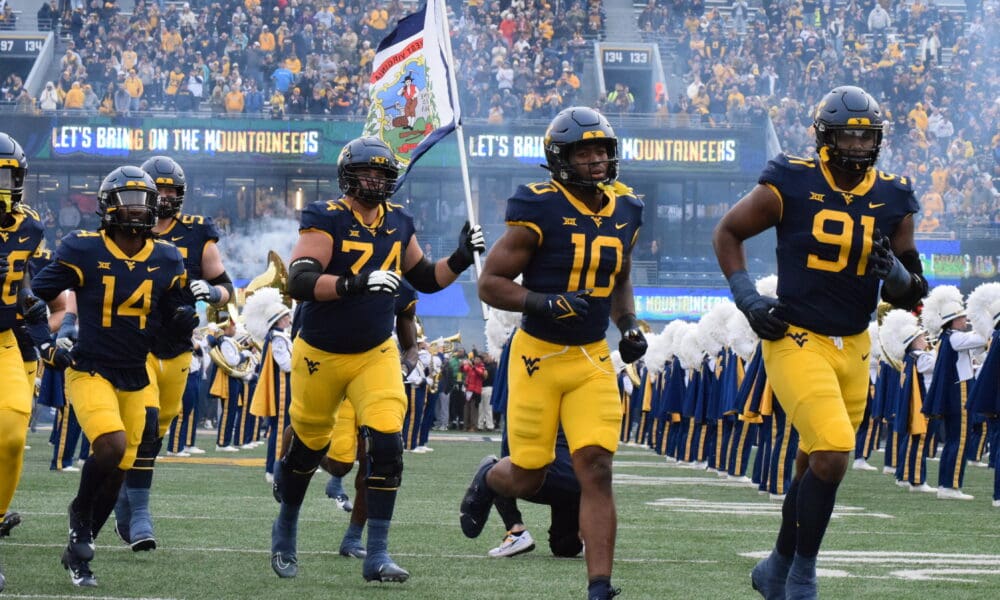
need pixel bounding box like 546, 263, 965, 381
3, 429, 998, 599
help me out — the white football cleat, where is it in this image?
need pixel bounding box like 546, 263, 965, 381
488, 530, 536, 558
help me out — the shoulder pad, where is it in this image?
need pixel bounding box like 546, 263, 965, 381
514, 181, 561, 200
300, 200, 340, 231
877, 169, 915, 193
619, 192, 644, 210
388, 201, 415, 221
775, 153, 818, 171
179, 213, 207, 226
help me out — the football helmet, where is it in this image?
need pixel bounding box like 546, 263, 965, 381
543, 107, 618, 188
337, 137, 399, 208
813, 86, 884, 172
140, 155, 186, 218
0, 132, 28, 214
97, 166, 158, 235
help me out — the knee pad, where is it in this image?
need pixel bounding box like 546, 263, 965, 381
282, 430, 328, 475
362, 427, 404, 490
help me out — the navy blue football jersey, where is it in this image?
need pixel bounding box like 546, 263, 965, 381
149, 213, 220, 358
296, 198, 416, 353
28, 243, 54, 279
395, 279, 417, 316
762, 154, 919, 336
31, 231, 187, 388
506, 180, 644, 345
0, 207, 45, 331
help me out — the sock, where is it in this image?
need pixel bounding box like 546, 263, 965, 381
276, 460, 315, 507
326, 475, 345, 499
113, 483, 130, 529
366, 517, 390, 559
786, 553, 818, 593
127, 486, 153, 539
366, 488, 397, 522
775, 476, 801, 557
341, 522, 364, 548
494, 495, 523, 531
92, 470, 126, 538
73, 456, 114, 522
271, 501, 300, 555
794, 468, 840, 558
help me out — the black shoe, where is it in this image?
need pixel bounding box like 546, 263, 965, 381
0, 512, 21, 537
363, 557, 410, 583
67, 505, 94, 561
271, 552, 298, 578
588, 587, 621, 600
130, 535, 156, 552
459, 455, 498, 538
61, 546, 97, 587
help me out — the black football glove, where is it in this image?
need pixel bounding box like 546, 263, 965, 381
447, 221, 486, 273
727, 270, 788, 341
866, 230, 895, 279
0, 254, 8, 279
169, 305, 199, 334
524, 289, 591, 325
41, 342, 74, 370
336, 270, 401, 297
616, 314, 648, 364
18, 289, 48, 326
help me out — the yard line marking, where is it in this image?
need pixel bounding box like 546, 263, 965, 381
741, 550, 1000, 583
650, 498, 894, 519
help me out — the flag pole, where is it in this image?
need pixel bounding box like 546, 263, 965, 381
435, 0, 488, 319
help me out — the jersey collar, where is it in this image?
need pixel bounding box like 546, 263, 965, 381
101, 230, 155, 261
818, 160, 876, 198
344, 198, 386, 232
552, 180, 617, 218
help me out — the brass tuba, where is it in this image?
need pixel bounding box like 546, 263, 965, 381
246, 250, 290, 306
429, 332, 461, 354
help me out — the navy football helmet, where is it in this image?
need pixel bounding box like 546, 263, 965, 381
813, 86, 884, 172
543, 107, 619, 188
337, 137, 399, 208
140, 155, 186, 218
98, 166, 158, 235
0, 132, 28, 214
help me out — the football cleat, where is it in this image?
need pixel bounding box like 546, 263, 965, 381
488, 530, 536, 558
61, 546, 97, 587
130, 535, 156, 552
459, 455, 498, 539
271, 552, 298, 578
339, 543, 367, 559
588, 587, 621, 600
270, 518, 298, 578
750, 550, 792, 600
334, 494, 353, 513
362, 556, 410, 583
0, 512, 21, 537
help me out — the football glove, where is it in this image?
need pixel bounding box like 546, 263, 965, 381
727, 270, 788, 341
189, 279, 223, 305
336, 270, 401, 297
169, 305, 199, 334
19, 289, 48, 326
56, 313, 78, 351
41, 342, 73, 370
0, 254, 8, 279
616, 314, 648, 364
524, 289, 591, 325
447, 221, 486, 273
866, 229, 913, 297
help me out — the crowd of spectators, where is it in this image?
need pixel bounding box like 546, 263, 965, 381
638, 0, 1000, 233
2, 0, 604, 121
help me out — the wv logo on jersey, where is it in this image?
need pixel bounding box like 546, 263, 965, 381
124, 260, 136, 271
304, 357, 320, 375
521, 355, 541, 377
0, 232, 7, 242
786, 332, 809, 348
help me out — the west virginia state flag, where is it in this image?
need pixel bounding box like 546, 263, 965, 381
363, 0, 456, 177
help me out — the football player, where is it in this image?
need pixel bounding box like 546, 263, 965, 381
112, 156, 231, 551
271, 136, 484, 582
460, 106, 646, 600
0, 132, 55, 593
713, 86, 925, 599
31, 166, 197, 587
